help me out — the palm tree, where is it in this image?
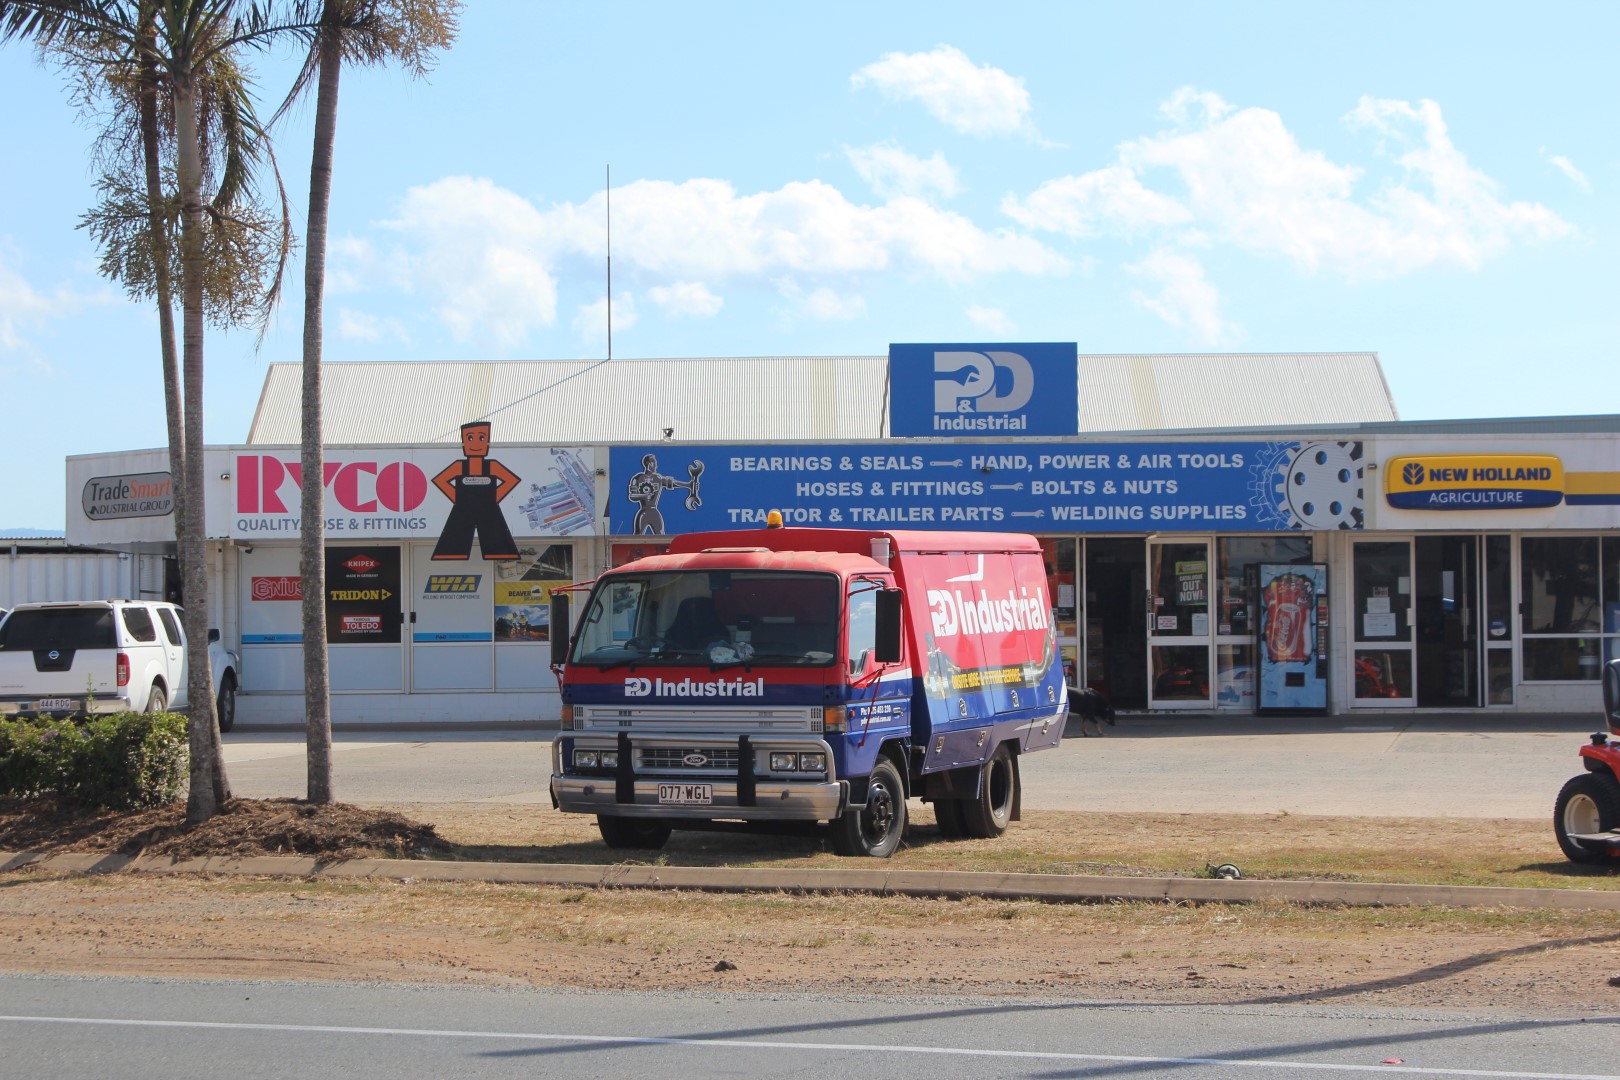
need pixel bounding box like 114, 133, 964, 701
1, 0, 307, 822
276, 0, 458, 804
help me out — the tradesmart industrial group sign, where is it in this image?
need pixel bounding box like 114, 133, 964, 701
888, 343, 1078, 437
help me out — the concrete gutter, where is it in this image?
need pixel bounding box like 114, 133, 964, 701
6, 850, 1620, 911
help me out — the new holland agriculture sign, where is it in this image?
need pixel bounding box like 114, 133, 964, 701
1384, 455, 1565, 510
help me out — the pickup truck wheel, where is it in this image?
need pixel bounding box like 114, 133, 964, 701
597, 815, 672, 850
145, 686, 167, 714
962, 743, 1016, 839
932, 798, 968, 839
1554, 772, 1620, 863
830, 758, 907, 857
216, 677, 236, 733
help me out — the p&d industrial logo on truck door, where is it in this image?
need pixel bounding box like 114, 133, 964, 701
1384, 455, 1564, 510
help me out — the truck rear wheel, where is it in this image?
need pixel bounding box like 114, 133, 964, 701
145, 685, 167, 714
597, 815, 672, 850
1554, 772, 1620, 863
932, 798, 967, 839
962, 743, 1017, 839
830, 758, 907, 857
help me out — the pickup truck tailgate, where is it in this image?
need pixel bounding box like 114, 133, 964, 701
0, 607, 122, 706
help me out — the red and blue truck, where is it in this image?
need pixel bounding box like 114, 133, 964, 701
548, 523, 1067, 856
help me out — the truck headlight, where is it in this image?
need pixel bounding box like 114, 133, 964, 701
573, 749, 599, 769
770, 752, 798, 772
599, 750, 619, 769
798, 752, 826, 773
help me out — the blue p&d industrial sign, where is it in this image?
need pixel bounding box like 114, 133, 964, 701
889, 343, 1078, 437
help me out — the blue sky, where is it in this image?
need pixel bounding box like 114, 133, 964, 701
2, 1, 1616, 530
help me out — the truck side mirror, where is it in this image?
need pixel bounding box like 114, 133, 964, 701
207, 628, 220, 643
549, 593, 571, 667
874, 589, 903, 664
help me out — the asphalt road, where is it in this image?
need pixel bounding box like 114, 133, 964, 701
3, 974, 1618, 1080
218, 713, 1598, 819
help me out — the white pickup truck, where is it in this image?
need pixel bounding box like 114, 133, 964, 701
0, 600, 241, 731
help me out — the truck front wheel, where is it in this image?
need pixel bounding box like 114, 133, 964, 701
962, 743, 1017, 839
216, 676, 236, 733
597, 815, 672, 850
1554, 772, 1620, 863
831, 758, 907, 857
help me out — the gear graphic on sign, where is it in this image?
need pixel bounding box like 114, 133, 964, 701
1248, 441, 1364, 530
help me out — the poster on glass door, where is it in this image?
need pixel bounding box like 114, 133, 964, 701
1256, 563, 1328, 713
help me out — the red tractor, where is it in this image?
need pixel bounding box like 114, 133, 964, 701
1554, 658, 1620, 863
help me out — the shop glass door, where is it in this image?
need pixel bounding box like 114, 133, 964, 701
325, 545, 404, 691
1352, 540, 1414, 707
1085, 539, 1147, 710
1415, 535, 1481, 708
1148, 539, 1214, 709
410, 545, 495, 691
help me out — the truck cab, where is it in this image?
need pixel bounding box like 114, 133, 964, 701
550, 526, 1066, 856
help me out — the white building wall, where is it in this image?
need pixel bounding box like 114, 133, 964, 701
0, 551, 161, 607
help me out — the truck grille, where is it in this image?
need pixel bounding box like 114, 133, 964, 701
640, 747, 741, 771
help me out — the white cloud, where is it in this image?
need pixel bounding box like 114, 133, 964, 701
965, 305, 1014, 334
336, 307, 409, 344
382, 176, 560, 350
0, 244, 111, 364
1544, 151, 1592, 193
1006, 89, 1572, 286
852, 45, 1035, 137
573, 292, 637, 343
648, 281, 724, 318
1001, 166, 1192, 237
1127, 249, 1238, 346
1120, 90, 1571, 280
845, 142, 961, 200
545, 178, 1065, 281
777, 280, 865, 321
359, 176, 1065, 347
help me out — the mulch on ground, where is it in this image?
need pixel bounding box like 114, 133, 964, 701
0, 798, 453, 861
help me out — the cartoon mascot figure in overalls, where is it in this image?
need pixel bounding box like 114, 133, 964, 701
431, 421, 521, 561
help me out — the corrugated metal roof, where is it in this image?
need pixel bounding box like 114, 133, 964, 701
245, 352, 1397, 445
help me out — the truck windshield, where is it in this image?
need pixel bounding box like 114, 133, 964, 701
0, 608, 117, 650
572, 570, 839, 666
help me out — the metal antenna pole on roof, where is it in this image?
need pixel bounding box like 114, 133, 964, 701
606, 164, 612, 362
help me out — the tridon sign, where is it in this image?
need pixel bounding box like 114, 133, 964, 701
889, 343, 1078, 437
1384, 454, 1565, 510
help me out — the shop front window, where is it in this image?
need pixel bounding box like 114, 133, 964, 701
1520, 536, 1616, 681
1216, 536, 1313, 637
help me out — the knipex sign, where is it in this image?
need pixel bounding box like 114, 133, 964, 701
888, 342, 1078, 437
230, 448, 598, 539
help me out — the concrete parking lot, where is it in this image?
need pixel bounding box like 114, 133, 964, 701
219, 712, 1601, 820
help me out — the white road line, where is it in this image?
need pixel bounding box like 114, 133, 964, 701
1, 1014, 1615, 1078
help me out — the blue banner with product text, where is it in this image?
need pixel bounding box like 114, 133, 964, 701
611, 440, 1365, 535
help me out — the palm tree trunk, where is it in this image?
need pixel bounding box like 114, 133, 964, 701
136, 23, 186, 560
300, 18, 342, 804
175, 73, 226, 823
